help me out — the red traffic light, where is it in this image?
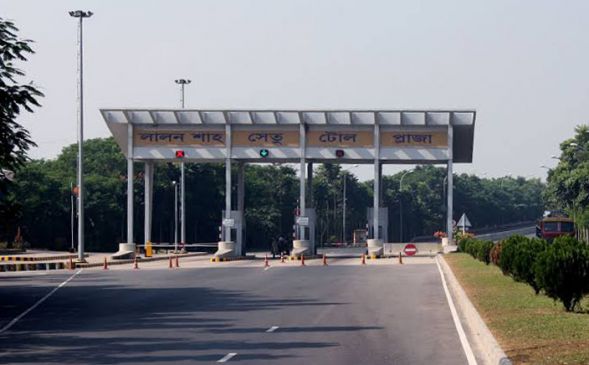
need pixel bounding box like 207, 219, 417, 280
175, 150, 185, 158
335, 149, 345, 158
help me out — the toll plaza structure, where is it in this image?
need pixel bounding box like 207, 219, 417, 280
100, 109, 476, 259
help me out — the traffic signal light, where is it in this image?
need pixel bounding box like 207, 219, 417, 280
335, 149, 345, 158
175, 150, 185, 158
259, 149, 269, 158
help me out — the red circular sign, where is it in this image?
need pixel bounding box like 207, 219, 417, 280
403, 244, 418, 256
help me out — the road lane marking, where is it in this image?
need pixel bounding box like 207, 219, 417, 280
0, 269, 83, 335
264, 266, 272, 271
217, 353, 237, 362
266, 326, 279, 333
435, 257, 477, 365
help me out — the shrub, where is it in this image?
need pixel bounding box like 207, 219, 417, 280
511, 238, 547, 294
535, 236, 589, 311
465, 239, 479, 258
476, 240, 494, 265
458, 236, 475, 253
490, 242, 502, 266
499, 235, 528, 276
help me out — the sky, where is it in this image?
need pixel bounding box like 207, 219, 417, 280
2, 0, 588, 181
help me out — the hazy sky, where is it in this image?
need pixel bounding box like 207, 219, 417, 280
2, 0, 588, 181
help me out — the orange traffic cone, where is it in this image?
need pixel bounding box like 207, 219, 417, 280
399, 252, 403, 265
322, 254, 328, 266
103, 257, 108, 270
361, 254, 366, 265
301, 255, 306, 266
133, 257, 139, 269
264, 254, 270, 268
175, 256, 180, 268
169, 256, 173, 269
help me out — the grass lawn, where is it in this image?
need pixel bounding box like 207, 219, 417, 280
445, 253, 589, 365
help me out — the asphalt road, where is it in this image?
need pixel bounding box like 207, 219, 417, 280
0, 260, 468, 364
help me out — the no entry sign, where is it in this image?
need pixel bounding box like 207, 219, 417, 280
403, 244, 418, 256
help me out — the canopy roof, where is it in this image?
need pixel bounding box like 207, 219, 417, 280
100, 109, 476, 163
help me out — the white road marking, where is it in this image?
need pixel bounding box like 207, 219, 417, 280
217, 353, 237, 362
0, 269, 83, 334
435, 257, 477, 365
264, 266, 272, 271
266, 326, 279, 333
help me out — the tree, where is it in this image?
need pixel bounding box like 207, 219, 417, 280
0, 18, 43, 189
545, 125, 589, 228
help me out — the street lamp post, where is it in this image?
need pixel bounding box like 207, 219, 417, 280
69, 10, 92, 262
399, 169, 414, 242
174, 79, 190, 250
172, 181, 178, 252
341, 164, 358, 244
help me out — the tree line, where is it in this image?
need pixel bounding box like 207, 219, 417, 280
0, 137, 545, 251
544, 125, 589, 237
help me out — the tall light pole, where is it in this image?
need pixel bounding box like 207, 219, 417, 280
399, 169, 414, 242
174, 79, 190, 249
69, 10, 92, 262
172, 180, 178, 252
341, 164, 358, 244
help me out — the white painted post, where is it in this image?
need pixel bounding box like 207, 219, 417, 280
447, 124, 454, 244
144, 162, 153, 244
127, 123, 134, 245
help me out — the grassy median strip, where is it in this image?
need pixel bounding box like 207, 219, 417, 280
445, 253, 589, 365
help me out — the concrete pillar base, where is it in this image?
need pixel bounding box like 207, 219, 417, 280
112, 243, 136, 260
291, 240, 312, 257
367, 239, 383, 257
215, 241, 236, 258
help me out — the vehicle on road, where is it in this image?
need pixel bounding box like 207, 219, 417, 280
536, 210, 575, 240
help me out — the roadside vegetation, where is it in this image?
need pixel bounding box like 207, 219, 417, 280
459, 235, 589, 312
545, 125, 589, 240
446, 253, 589, 365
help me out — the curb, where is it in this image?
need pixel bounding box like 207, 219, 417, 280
78, 252, 207, 268
438, 255, 512, 365
0, 254, 87, 262
0, 262, 66, 272
210, 255, 256, 263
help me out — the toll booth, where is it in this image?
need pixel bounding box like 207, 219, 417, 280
367, 207, 389, 243
221, 210, 245, 256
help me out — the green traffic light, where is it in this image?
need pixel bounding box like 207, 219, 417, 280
260, 149, 269, 158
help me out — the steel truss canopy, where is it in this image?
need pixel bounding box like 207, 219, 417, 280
100, 109, 476, 164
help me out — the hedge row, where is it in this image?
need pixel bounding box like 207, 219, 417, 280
458, 234, 589, 311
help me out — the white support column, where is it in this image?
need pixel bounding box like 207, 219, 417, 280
144, 161, 154, 244
299, 123, 306, 240
224, 123, 232, 241
238, 162, 245, 213
367, 121, 384, 256
447, 124, 454, 244
237, 162, 245, 256
127, 123, 134, 246
373, 123, 380, 240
